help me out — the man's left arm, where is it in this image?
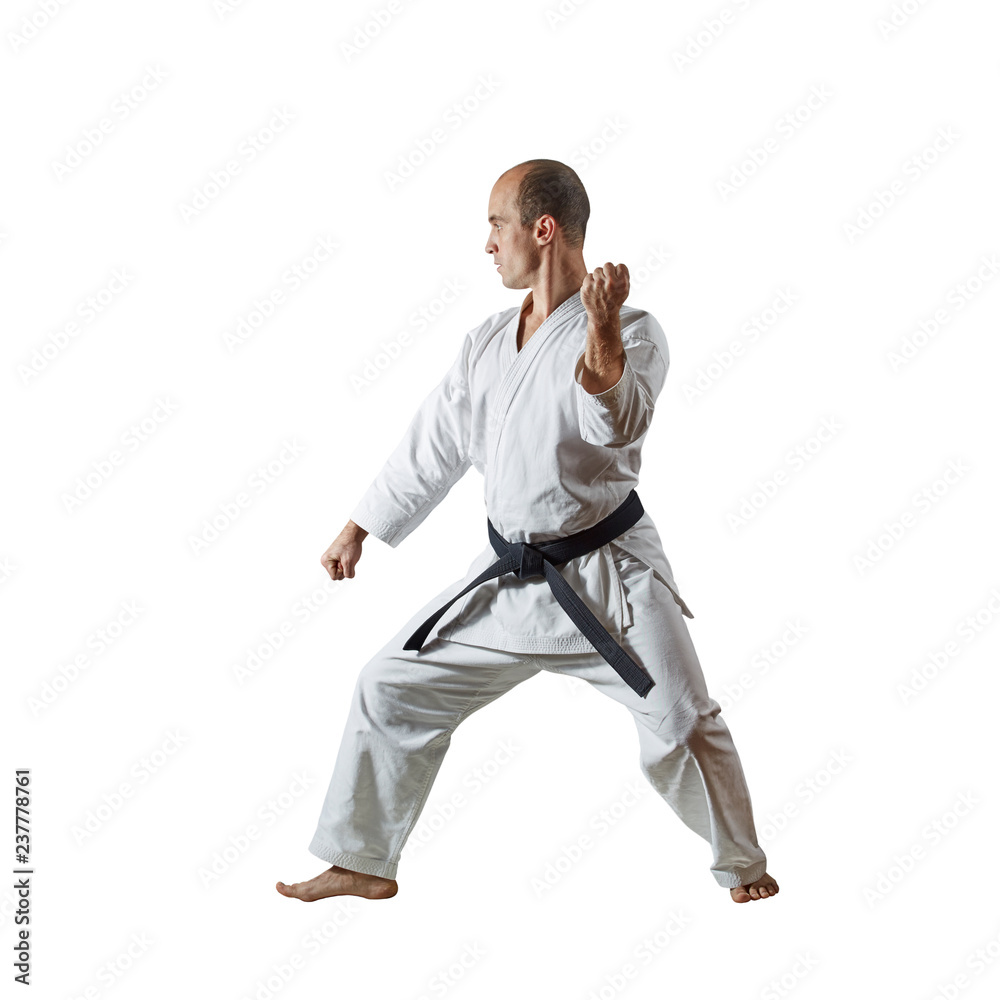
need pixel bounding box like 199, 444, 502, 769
575, 262, 669, 448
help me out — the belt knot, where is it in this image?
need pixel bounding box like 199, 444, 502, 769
404, 491, 654, 698
508, 541, 546, 580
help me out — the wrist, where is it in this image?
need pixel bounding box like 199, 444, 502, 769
586, 311, 621, 339
344, 519, 368, 542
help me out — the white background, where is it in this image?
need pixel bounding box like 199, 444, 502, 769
4, 0, 999, 997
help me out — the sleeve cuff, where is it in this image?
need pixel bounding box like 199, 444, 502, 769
349, 496, 404, 548
574, 350, 635, 408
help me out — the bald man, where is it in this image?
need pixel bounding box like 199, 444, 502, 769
277, 159, 779, 905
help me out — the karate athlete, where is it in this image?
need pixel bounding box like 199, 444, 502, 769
277, 159, 779, 905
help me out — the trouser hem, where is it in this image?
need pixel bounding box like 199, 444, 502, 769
712, 858, 767, 888
308, 834, 398, 880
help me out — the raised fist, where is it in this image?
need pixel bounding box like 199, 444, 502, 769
580, 262, 630, 327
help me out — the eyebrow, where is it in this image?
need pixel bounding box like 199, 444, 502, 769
488, 214, 506, 223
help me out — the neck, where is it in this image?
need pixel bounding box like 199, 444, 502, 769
521, 254, 590, 322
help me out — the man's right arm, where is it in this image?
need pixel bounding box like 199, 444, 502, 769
347, 325, 477, 549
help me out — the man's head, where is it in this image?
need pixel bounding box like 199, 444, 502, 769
486, 159, 590, 289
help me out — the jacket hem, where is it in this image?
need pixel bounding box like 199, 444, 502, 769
435, 622, 622, 654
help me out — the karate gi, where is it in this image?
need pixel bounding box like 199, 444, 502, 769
309, 289, 768, 888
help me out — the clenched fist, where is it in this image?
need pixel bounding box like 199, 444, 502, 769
321, 520, 368, 581
580, 262, 630, 328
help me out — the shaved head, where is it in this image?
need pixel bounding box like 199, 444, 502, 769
500, 159, 590, 249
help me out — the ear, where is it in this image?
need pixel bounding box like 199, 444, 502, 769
534, 214, 557, 245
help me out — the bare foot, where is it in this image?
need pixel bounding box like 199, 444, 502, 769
276, 865, 398, 901
729, 872, 779, 903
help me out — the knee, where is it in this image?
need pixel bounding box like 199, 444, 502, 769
352, 656, 405, 731
353, 656, 449, 738
653, 699, 723, 749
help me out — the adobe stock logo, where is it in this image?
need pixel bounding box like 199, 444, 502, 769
177, 107, 295, 224
383, 77, 500, 192
17, 269, 134, 385
50, 66, 168, 179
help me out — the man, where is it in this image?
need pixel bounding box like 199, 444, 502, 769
277, 159, 779, 904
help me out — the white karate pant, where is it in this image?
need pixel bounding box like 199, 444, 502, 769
308, 555, 768, 889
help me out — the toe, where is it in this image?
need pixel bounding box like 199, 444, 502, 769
730, 887, 751, 903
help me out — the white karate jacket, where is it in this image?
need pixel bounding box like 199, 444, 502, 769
350, 288, 693, 653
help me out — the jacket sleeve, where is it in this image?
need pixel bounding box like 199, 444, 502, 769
573, 312, 669, 448
350, 330, 475, 547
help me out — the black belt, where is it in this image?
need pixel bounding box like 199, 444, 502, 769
402, 489, 654, 698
